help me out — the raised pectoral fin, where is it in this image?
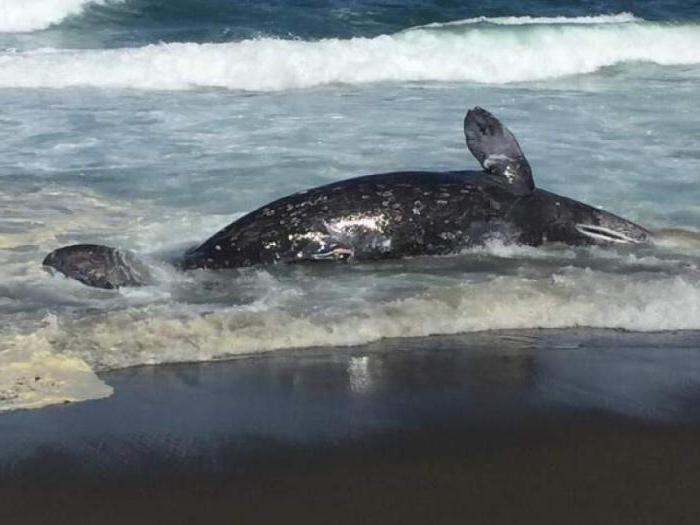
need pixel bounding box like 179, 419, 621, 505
464, 107, 535, 196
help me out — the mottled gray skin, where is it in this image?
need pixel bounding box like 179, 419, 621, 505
181, 170, 649, 270
43, 107, 651, 289
42, 244, 152, 289
181, 106, 649, 269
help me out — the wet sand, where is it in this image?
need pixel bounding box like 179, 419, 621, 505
2, 329, 700, 524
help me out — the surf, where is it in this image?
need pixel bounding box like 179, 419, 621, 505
0, 0, 117, 33
1, 17, 699, 90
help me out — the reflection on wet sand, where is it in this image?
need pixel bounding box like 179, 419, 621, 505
2, 328, 700, 468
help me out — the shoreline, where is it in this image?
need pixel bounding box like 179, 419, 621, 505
3, 329, 700, 523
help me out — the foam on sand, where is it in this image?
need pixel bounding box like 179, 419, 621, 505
0, 316, 112, 412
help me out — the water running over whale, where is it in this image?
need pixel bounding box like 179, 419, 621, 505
42, 107, 651, 289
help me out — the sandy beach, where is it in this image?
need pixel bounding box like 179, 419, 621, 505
2, 329, 700, 524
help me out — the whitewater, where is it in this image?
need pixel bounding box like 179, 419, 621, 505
1, 19, 700, 90
1, 2, 699, 412
0, 0, 112, 33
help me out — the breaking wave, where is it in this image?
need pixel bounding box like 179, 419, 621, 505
0, 18, 698, 90
4, 265, 700, 368
4, 217, 700, 412
413, 12, 642, 28
0, 0, 114, 33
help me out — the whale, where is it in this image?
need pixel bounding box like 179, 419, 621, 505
42, 107, 651, 289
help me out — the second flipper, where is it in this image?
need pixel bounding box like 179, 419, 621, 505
43, 244, 152, 289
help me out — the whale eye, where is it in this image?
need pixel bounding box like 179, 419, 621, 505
575, 224, 639, 244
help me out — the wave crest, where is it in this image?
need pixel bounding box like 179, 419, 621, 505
0, 0, 114, 33
13, 268, 700, 372
413, 12, 641, 29
1, 20, 698, 90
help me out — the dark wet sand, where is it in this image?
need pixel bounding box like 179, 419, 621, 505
2, 329, 700, 524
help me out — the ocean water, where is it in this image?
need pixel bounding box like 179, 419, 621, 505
1, 0, 699, 411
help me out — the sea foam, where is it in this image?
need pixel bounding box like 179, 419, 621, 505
4, 259, 699, 412
414, 12, 642, 28
0, 19, 698, 90
0, 0, 111, 33
10, 267, 700, 370
0, 315, 112, 412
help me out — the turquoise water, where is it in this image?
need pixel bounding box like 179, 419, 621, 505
0, 0, 699, 411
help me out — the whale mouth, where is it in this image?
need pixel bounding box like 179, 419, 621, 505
575, 224, 645, 244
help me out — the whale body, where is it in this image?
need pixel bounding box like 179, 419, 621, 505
43, 108, 651, 289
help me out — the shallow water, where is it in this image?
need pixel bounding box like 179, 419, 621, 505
1, 0, 699, 411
